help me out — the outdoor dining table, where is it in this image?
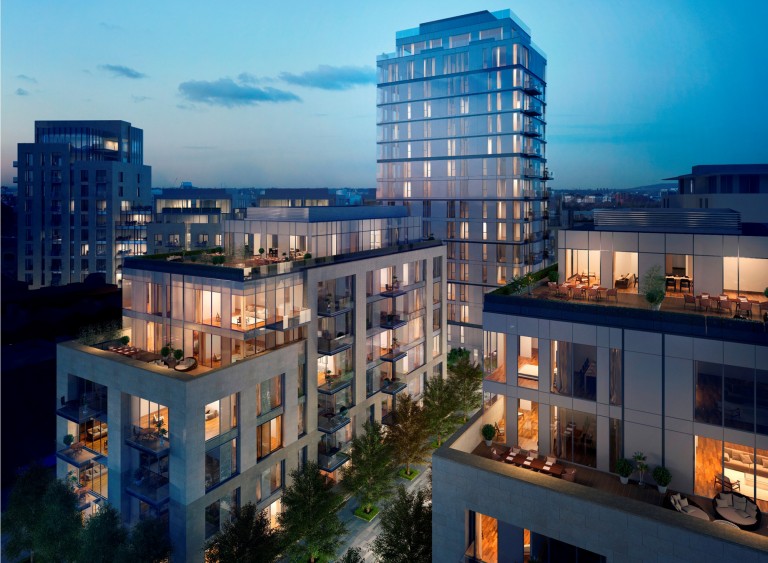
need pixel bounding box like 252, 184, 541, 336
504, 453, 565, 477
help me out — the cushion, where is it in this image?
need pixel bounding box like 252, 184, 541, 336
672, 499, 681, 511
734, 509, 749, 519
723, 452, 730, 462
733, 496, 747, 511
716, 498, 730, 508
719, 493, 733, 506
740, 453, 753, 464
763, 459, 768, 469
670, 493, 682, 503
747, 503, 758, 517
679, 497, 689, 508
546, 456, 556, 465
682, 505, 696, 514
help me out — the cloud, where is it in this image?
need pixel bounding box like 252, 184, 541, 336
99, 22, 123, 31
279, 65, 376, 90
99, 64, 146, 79
131, 95, 151, 103
15, 88, 30, 96
178, 77, 300, 108
17, 74, 37, 83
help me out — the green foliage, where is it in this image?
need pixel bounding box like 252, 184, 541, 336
384, 394, 431, 476
78, 320, 123, 345
398, 467, 420, 480
78, 504, 128, 563
548, 269, 560, 283
337, 547, 365, 563
352, 505, 379, 521
481, 423, 496, 441
371, 486, 432, 563
446, 346, 470, 368
641, 265, 666, 306
33, 478, 83, 562
173, 348, 184, 360
615, 458, 633, 478
448, 356, 483, 422
123, 516, 172, 563
653, 465, 672, 487
3, 464, 54, 561
423, 374, 458, 446
341, 421, 396, 514
303, 252, 312, 259
258, 247, 265, 256
64, 433, 75, 447
205, 503, 282, 563
120, 335, 130, 345
493, 264, 558, 295
161, 346, 171, 357
278, 462, 346, 563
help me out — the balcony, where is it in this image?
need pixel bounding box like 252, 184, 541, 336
381, 411, 396, 426
523, 102, 543, 116
124, 468, 170, 507
523, 80, 543, 95
366, 366, 384, 396
56, 442, 103, 468
523, 167, 539, 178
318, 334, 354, 356
522, 126, 541, 137
380, 282, 407, 298
57, 396, 107, 424
543, 169, 554, 181
380, 312, 407, 330
124, 425, 170, 457
318, 370, 354, 395
523, 146, 541, 158
318, 296, 353, 318
265, 308, 311, 331
318, 411, 351, 434
318, 441, 351, 473
381, 378, 408, 395
380, 346, 407, 362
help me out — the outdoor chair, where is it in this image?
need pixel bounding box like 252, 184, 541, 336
699, 297, 711, 312
680, 277, 691, 292
683, 294, 696, 309
666, 277, 677, 291
605, 288, 618, 302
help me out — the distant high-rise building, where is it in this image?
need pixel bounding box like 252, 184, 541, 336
377, 10, 552, 356
15, 120, 152, 288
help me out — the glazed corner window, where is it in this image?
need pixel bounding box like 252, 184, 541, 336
205, 438, 238, 492
204, 393, 238, 441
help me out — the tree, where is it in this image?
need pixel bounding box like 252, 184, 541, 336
423, 374, 458, 446
341, 421, 396, 515
446, 346, 470, 368
372, 486, 432, 563
448, 356, 484, 422
119, 516, 172, 563
3, 464, 54, 561
385, 394, 431, 476
78, 504, 128, 563
205, 503, 282, 563
337, 547, 365, 563
32, 478, 83, 562
278, 462, 346, 563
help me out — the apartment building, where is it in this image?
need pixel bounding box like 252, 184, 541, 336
15, 120, 152, 288
146, 188, 232, 255
432, 208, 768, 562
55, 206, 446, 561
377, 10, 552, 355
663, 164, 768, 223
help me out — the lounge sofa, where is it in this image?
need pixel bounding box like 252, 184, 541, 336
666, 492, 710, 521
724, 446, 768, 480
87, 424, 108, 440
712, 491, 761, 530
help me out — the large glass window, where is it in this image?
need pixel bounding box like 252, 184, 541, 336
517, 335, 538, 389
551, 407, 596, 468
695, 361, 722, 425
205, 393, 238, 441
257, 416, 282, 459
724, 365, 754, 431
256, 461, 284, 502
205, 438, 238, 491
517, 399, 538, 451
257, 375, 283, 416
483, 332, 506, 383
609, 348, 622, 406
205, 488, 240, 540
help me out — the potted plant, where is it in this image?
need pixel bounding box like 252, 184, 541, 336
653, 466, 672, 493
481, 424, 496, 446
633, 451, 648, 486
161, 345, 171, 358
616, 458, 633, 484
156, 420, 168, 445
258, 247, 264, 259
641, 265, 666, 311
173, 349, 184, 361
63, 434, 75, 448
325, 369, 332, 386
120, 335, 130, 345
392, 274, 399, 289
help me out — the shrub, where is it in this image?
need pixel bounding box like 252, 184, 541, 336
653, 465, 672, 487
641, 265, 666, 306
160, 346, 171, 358
304, 252, 312, 259
616, 458, 633, 478
120, 335, 130, 345
548, 270, 560, 283
173, 349, 184, 361
63, 434, 75, 447
481, 424, 496, 441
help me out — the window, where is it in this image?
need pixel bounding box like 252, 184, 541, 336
205, 488, 240, 540
257, 416, 282, 459
204, 393, 238, 441
256, 461, 283, 502
257, 375, 283, 416
205, 438, 238, 491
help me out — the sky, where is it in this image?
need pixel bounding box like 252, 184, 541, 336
2, 0, 768, 189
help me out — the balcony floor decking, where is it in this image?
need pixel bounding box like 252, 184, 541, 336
472, 441, 768, 537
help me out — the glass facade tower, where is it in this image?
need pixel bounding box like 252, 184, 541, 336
377, 10, 552, 356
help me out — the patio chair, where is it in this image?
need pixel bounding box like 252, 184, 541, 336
699, 297, 711, 312
586, 288, 599, 301
605, 288, 618, 302
680, 277, 691, 292
666, 277, 677, 291
683, 294, 696, 309
736, 299, 752, 318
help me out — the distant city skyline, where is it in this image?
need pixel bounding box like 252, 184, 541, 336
2, 0, 767, 189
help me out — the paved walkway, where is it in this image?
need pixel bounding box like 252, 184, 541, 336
335, 461, 432, 561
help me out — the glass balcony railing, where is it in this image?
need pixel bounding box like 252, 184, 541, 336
318, 334, 354, 356
318, 296, 353, 317
55, 441, 103, 468
57, 395, 107, 424
124, 425, 170, 456
380, 312, 407, 330
124, 468, 169, 506
318, 441, 351, 473
380, 347, 407, 362
318, 370, 354, 395
265, 307, 311, 331
382, 378, 408, 395
318, 411, 351, 433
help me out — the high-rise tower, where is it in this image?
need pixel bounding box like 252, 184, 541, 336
377, 10, 552, 356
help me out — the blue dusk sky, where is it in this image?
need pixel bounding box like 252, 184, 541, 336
2, 0, 767, 189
